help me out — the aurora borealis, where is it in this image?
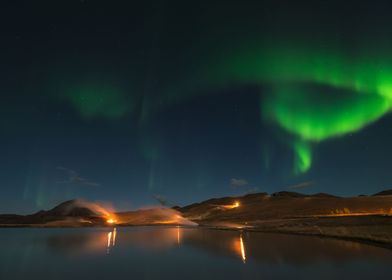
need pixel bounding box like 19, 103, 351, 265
1, 0, 392, 213
218, 45, 392, 172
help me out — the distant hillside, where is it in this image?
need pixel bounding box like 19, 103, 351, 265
115, 208, 196, 226
0, 200, 194, 227
373, 189, 392, 196
0, 200, 104, 226
1, 190, 392, 228
178, 191, 392, 223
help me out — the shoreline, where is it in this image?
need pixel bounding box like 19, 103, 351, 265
199, 224, 392, 251
1, 221, 392, 251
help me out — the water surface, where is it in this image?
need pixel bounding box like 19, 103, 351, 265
1, 227, 391, 280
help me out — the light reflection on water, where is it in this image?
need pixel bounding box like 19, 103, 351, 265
240, 233, 246, 264
106, 227, 246, 263
177, 225, 180, 246
106, 227, 117, 253
1, 227, 392, 280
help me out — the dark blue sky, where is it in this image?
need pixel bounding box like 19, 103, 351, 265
1, 0, 392, 213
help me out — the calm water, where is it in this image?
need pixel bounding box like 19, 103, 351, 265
1, 226, 392, 280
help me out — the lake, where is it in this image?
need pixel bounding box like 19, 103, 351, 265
1, 226, 391, 280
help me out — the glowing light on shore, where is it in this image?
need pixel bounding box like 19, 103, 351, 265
223, 201, 240, 209
318, 209, 392, 217
106, 218, 117, 224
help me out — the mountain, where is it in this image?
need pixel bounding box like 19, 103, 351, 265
177, 191, 392, 223
115, 208, 197, 226
373, 189, 392, 196
0, 199, 104, 226
1, 190, 391, 228
35, 200, 97, 217
1, 191, 391, 248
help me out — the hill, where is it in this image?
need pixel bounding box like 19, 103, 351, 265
178, 192, 392, 224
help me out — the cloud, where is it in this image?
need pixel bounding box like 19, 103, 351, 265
57, 166, 100, 187
230, 178, 249, 188
286, 181, 314, 190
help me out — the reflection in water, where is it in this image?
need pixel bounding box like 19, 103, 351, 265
42, 227, 392, 265
107, 228, 117, 254
177, 226, 180, 246
232, 232, 247, 263
240, 234, 246, 264
2, 227, 392, 280
107, 232, 112, 253
113, 228, 117, 246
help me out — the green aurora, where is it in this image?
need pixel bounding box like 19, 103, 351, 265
62, 84, 132, 120
59, 43, 392, 175
196, 44, 392, 173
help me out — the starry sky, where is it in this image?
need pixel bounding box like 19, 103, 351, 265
2, 0, 392, 213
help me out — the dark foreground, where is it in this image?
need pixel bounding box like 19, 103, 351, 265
1, 226, 392, 280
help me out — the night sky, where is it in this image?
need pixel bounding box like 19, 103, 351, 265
2, 0, 392, 213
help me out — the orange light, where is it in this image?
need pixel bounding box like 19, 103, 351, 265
106, 218, 117, 224
232, 233, 247, 264
240, 234, 246, 263
177, 226, 180, 246
223, 201, 240, 209
107, 231, 112, 251
106, 228, 117, 254
112, 228, 117, 246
